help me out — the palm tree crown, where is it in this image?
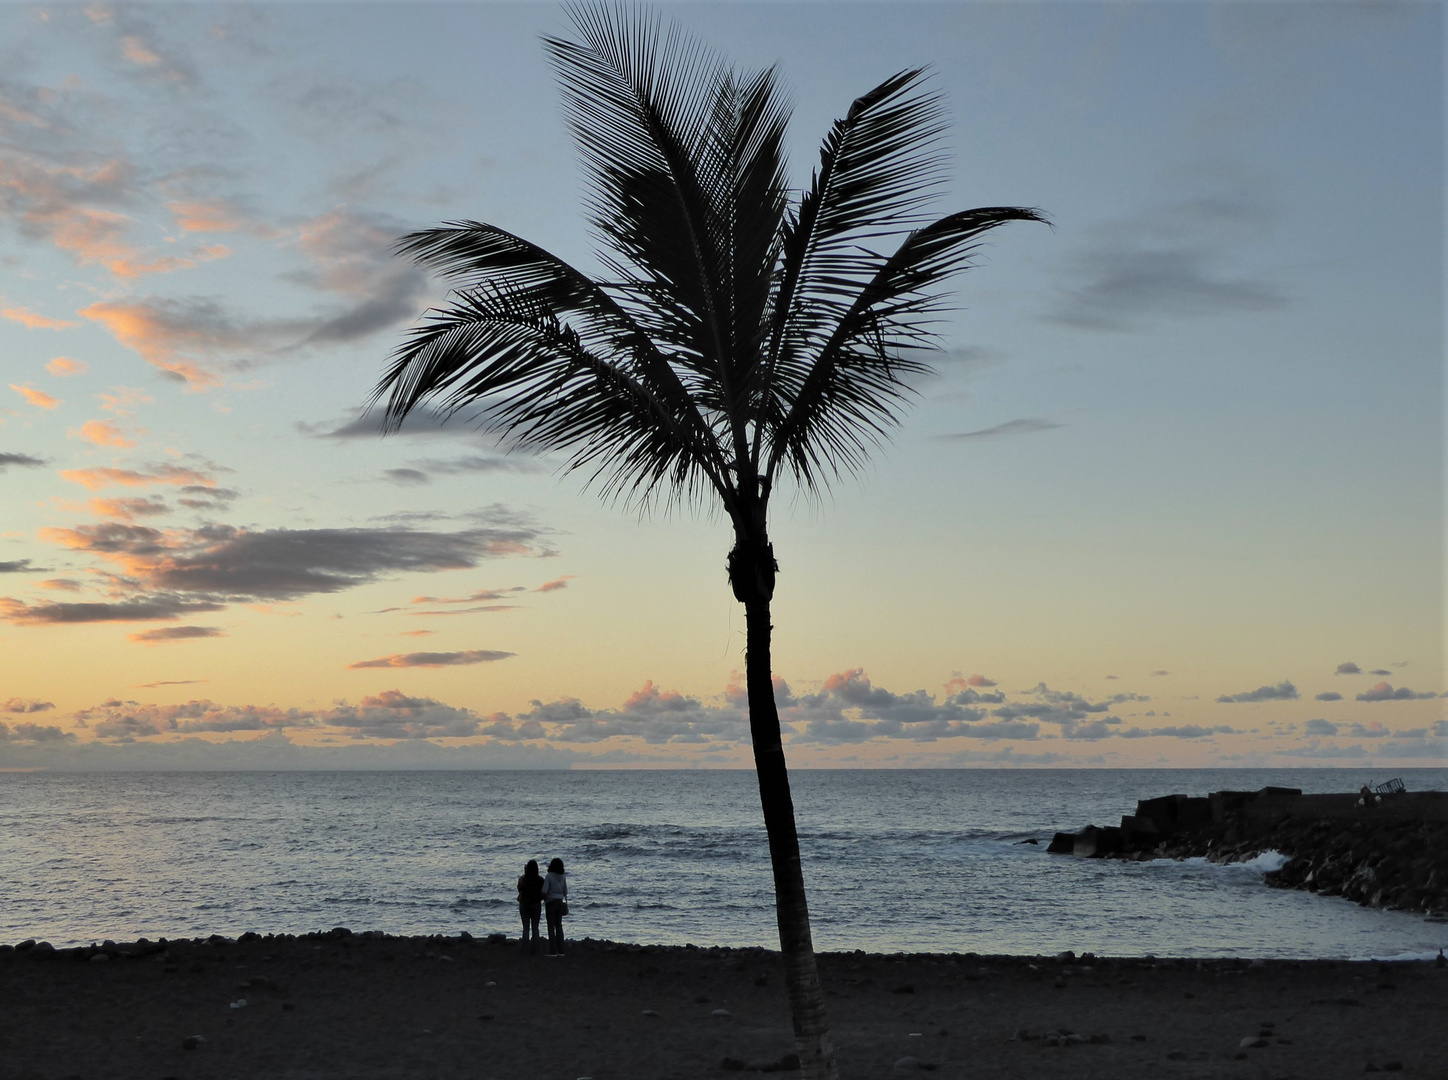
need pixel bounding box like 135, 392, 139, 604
373, 5, 1044, 520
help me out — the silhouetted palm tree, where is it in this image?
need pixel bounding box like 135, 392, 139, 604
373, 7, 1043, 1076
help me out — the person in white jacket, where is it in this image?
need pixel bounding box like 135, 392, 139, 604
541, 857, 568, 956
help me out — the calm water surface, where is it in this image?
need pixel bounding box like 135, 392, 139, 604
2, 768, 1445, 959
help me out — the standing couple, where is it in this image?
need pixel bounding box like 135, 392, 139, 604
517, 857, 568, 956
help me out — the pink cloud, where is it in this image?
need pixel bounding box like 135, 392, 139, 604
96, 386, 153, 415
59, 463, 217, 490
10, 383, 60, 409
73, 419, 135, 447
944, 673, 997, 694
119, 33, 162, 66
3, 305, 77, 330
87, 496, 169, 521
535, 575, 574, 593
46, 356, 87, 376
165, 199, 242, 233
80, 300, 232, 387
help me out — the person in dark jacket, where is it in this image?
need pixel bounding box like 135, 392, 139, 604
541, 857, 568, 956
517, 859, 544, 955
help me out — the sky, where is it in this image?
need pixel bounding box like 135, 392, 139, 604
0, 1, 1442, 771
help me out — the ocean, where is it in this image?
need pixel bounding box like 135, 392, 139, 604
2, 768, 1445, 959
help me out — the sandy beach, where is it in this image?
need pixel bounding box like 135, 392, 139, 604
2, 931, 1444, 1079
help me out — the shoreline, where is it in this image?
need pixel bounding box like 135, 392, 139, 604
3, 930, 1445, 1078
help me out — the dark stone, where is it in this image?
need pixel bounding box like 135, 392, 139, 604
760, 1053, 801, 1073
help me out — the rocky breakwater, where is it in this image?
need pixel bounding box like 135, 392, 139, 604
1048, 787, 1448, 917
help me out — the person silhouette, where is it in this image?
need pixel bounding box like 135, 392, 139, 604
542, 856, 569, 957
517, 859, 544, 955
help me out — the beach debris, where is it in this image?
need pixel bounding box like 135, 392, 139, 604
641, 1009, 659, 1017
484, 980, 497, 988
181, 1035, 206, 1050
229, 998, 248, 1009
1239, 1036, 1269, 1049
90, 952, 110, 962
711, 1008, 732, 1018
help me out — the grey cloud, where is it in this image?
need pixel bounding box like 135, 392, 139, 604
411, 455, 546, 477
128, 625, 225, 643
1345, 722, 1392, 739
0, 560, 37, 573
76, 698, 316, 741
44, 521, 547, 601
521, 682, 751, 746
320, 690, 481, 740
1046, 190, 1286, 332
1356, 682, 1437, 702
2, 697, 55, 714
1119, 724, 1235, 739
347, 649, 514, 669
991, 684, 1148, 731
1335, 662, 1361, 675
1314, 691, 1343, 702
0, 728, 590, 771
1303, 718, 1339, 735
939, 418, 1063, 441
1216, 680, 1298, 703
1275, 743, 1370, 760
1368, 669, 1392, 677
176, 485, 238, 511
384, 468, 431, 486
1062, 719, 1122, 741
0, 452, 47, 470
0, 594, 226, 625
478, 717, 547, 742
0, 721, 73, 743
289, 209, 431, 347
305, 405, 485, 440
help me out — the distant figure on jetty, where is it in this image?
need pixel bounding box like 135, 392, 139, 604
517, 859, 544, 955
542, 857, 569, 957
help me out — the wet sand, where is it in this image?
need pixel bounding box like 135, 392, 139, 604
1, 932, 1444, 1079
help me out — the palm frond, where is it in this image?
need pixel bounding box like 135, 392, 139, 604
765, 206, 1048, 490
372, 270, 733, 509
751, 69, 947, 466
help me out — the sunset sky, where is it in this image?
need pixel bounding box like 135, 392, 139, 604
1, 2, 1442, 770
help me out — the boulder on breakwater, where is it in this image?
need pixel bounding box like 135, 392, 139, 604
1048, 786, 1448, 916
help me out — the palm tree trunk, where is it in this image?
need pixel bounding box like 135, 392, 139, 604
738, 561, 838, 1080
